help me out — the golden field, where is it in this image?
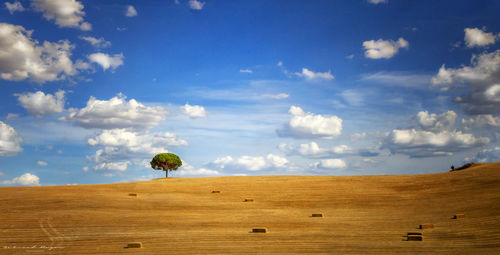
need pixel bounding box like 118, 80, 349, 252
1, 162, 499, 254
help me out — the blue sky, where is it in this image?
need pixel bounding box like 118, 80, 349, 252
0, 0, 499, 186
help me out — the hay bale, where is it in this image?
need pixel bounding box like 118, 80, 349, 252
211, 191, 220, 193
419, 224, 434, 229
407, 232, 422, 236
128, 193, 137, 197
127, 242, 143, 248
454, 214, 465, 219
252, 227, 268, 233
407, 235, 423, 241
244, 199, 254, 202
311, 213, 323, 217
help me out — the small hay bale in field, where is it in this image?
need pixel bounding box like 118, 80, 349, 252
128, 193, 137, 197
407, 235, 423, 241
453, 214, 465, 219
212, 190, 220, 193
311, 213, 323, 217
407, 232, 422, 236
419, 224, 434, 229
127, 242, 143, 248
244, 199, 254, 202
252, 227, 268, 233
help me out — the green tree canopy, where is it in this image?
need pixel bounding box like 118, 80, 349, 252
150, 153, 182, 178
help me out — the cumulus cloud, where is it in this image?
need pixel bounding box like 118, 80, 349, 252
430, 50, 500, 114
313, 159, 346, 169
15, 90, 65, 117
368, 0, 388, 4
189, 0, 205, 10
294, 68, 334, 80
5, 1, 25, 14
87, 129, 186, 173
0, 121, 22, 157
178, 162, 220, 176
88, 129, 187, 153
94, 161, 130, 172
61, 94, 167, 130
462, 114, 500, 129
80, 36, 111, 48
1, 173, 40, 186
180, 103, 206, 119
209, 154, 289, 171
415, 110, 457, 131
279, 141, 353, 158
466, 147, 500, 163
384, 111, 489, 158
31, 0, 91, 30
125, 5, 137, 17
36, 160, 48, 166
0, 23, 82, 83
277, 106, 342, 139
363, 38, 408, 59
88, 53, 124, 71
464, 27, 497, 48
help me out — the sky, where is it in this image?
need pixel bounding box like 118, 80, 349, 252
0, 0, 499, 186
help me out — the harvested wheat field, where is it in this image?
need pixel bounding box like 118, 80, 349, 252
1, 163, 500, 254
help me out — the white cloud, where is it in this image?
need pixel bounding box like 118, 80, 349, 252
179, 168, 220, 176
363, 38, 408, 59
80, 36, 111, 48
82, 166, 89, 172
314, 159, 346, 169
87, 129, 186, 173
240, 69, 253, 73
189, 0, 205, 10
386, 129, 489, 158
0, 121, 22, 157
368, 0, 388, 4
178, 162, 220, 176
416, 110, 457, 131
88, 129, 187, 153
294, 68, 334, 80
5, 1, 25, 14
88, 53, 124, 71
262, 93, 289, 99
94, 161, 130, 172
466, 147, 500, 163
31, 0, 91, 30
0, 23, 82, 83
345, 54, 355, 59
462, 114, 500, 128
210, 154, 289, 171
277, 61, 283, 67
181, 103, 206, 119
464, 27, 497, 48
125, 5, 137, 17
430, 50, 500, 114
36, 160, 48, 166
1, 173, 40, 186
279, 141, 353, 158
61, 94, 167, 130
15, 90, 65, 117
277, 106, 342, 139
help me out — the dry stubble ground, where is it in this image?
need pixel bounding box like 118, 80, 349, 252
0, 163, 499, 254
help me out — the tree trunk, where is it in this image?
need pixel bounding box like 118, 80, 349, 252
165, 170, 168, 178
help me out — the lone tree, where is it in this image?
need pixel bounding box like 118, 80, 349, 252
150, 153, 182, 178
